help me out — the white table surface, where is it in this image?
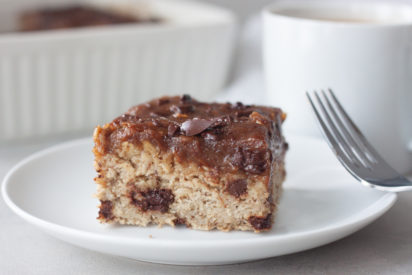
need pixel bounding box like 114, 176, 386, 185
1, 133, 412, 274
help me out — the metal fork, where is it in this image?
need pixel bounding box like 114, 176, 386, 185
306, 89, 412, 192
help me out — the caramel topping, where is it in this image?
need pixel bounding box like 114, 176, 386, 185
97, 95, 287, 177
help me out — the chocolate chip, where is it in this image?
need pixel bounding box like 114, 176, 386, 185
180, 94, 192, 103
173, 217, 187, 226
226, 179, 248, 198
130, 188, 175, 213
244, 150, 269, 174
232, 102, 244, 109
248, 214, 272, 230
229, 147, 269, 174
181, 118, 215, 136
98, 200, 114, 220
232, 102, 252, 110
168, 124, 179, 136
210, 126, 225, 136
184, 115, 229, 137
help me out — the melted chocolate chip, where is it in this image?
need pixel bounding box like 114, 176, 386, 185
248, 214, 272, 231
180, 94, 192, 103
173, 217, 188, 226
98, 200, 114, 220
168, 124, 179, 136
244, 150, 270, 174
130, 188, 174, 213
181, 118, 216, 136
233, 102, 244, 108
232, 102, 251, 109
226, 179, 248, 198
229, 147, 269, 174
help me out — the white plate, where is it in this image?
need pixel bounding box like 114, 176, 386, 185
2, 135, 396, 265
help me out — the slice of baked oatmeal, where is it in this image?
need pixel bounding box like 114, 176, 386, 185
93, 95, 287, 232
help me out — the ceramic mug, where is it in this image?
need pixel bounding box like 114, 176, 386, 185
263, 1, 412, 174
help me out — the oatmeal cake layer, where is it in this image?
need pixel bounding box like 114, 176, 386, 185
93, 95, 287, 232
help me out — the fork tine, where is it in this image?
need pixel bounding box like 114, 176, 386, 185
308, 89, 412, 192
306, 92, 354, 166
327, 89, 383, 162
312, 91, 362, 167
320, 90, 373, 168
307, 91, 375, 183
323, 89, 402, 180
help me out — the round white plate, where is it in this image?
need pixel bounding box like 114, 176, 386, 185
2, 135, 396, 265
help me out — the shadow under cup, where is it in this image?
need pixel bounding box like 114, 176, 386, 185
263, 1, 412, 174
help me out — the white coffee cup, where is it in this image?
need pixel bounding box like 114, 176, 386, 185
263, 1, 412, 174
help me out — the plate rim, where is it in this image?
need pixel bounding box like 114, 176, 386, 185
2, 136, 397, 249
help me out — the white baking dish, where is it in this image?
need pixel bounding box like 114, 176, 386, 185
0, 0, 236, 141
